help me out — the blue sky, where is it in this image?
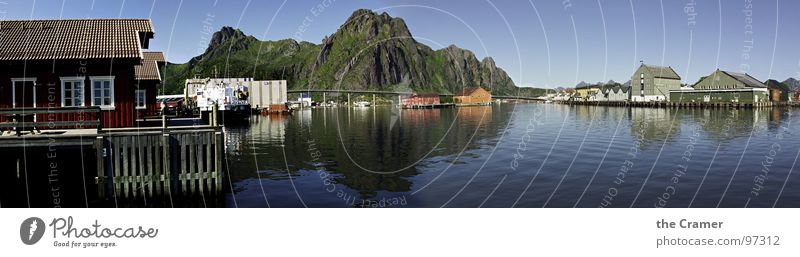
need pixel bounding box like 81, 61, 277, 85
3, 0, 799, 88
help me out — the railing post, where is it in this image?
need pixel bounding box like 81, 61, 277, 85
211, 103, 219, 127
162, 133, 171, 194
162, 114, 167, 129
95, 136, 105, 200
96, 108, 103, 133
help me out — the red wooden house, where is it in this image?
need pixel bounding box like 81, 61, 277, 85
0, 19, 163, 128
401, 93, 440, 108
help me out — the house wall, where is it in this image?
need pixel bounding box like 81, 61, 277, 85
136, 80, 160, 116
455, 88, 491, 104
575, 88, 600, 100
589, 89, 630, 102
402, 95, 440, 106
630, 65, 681, 101
609, 90, 630, 101
669, 89, 769, 103
0, 59, 151, 128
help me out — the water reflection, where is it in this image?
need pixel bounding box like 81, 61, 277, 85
225, 104, 800, 208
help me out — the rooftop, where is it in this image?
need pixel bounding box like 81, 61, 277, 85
720, 70, 766, 88
134, 51, 166, 81
0, 19, 154, 61
456, 86, 489, 96
642, 64, 681, 80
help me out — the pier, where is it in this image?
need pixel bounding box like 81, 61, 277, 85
0, 107, 225, 204
557, 100, 800, 109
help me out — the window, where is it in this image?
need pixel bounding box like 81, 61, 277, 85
61, 77, 85, 107
640, 73, 644, 79
90, 76, 115, 110
11, 78, 37, 108
135, 89, 146, 109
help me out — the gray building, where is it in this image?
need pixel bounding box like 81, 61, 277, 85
630, 64, 682, 102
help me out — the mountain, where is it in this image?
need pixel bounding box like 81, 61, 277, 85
575, 81, 591, 88
783, 78, 800, 90
162, 9, 543, 96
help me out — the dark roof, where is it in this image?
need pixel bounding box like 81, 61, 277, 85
135, 52, 165, 81
720, 70, 765, 88
600, 84, 630, 94
642, 64, 681, 80
765, 79, 790, 92
0, 19, 154, 61
456, 87, 488, 96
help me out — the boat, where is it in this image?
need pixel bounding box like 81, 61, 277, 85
354, 101, 371, 107
185, 78, 252, 121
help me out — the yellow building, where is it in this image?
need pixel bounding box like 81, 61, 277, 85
575, 84, 601, 100
454, 87, 492, 105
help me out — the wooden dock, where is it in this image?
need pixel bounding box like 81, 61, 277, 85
97, 126, 224, 199
557, 100, 800, 108
401, 103, 455, 109
0, 126, 225, 200
0, 106, 226, 202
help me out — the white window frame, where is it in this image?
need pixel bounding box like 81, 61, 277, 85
135, 89, 147, 110
60, 76, 86, 107
11, 78, 37, 108
90, 76, 115, 110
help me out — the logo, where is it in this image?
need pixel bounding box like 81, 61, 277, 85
20, 217, 45, 245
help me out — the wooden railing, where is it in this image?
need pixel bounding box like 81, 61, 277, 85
95, 126, 224, 198
0, 106, 102, 135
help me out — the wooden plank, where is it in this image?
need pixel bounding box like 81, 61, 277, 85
95, 136, 105, 200
131, 136, 138, 198
215, 131, 223, 194
196, 133, 205, 194
189, 133, 197, 195
162, 133, 171, 195
138, 135, 146, 198
122, 136, 130, 198
155, 134, 163, 195
206, 132, 213, 193
180, 133, 187, 194
113, 137, 121, 198
147, 135, 154, 197
0, 106, 101, 115
0, 121, 101, 128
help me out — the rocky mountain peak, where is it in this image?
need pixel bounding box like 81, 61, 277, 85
209, 26, 247, 48
340, 9, 412, 40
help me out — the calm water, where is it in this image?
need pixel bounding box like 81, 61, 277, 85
223, 104, 800, 208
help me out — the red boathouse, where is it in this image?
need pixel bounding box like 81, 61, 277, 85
0, 19, 164, 128
401, 93, 440, 108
